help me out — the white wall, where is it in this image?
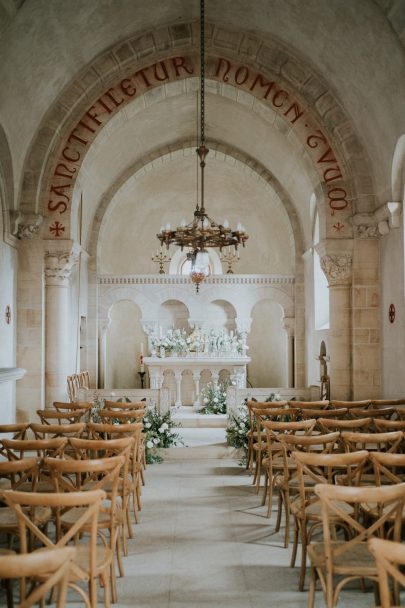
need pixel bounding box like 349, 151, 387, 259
106, 300, 144, 389
0, 235, 18, 423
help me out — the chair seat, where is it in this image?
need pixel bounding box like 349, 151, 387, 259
18, 480, 54, 493
291, 497, 353, 520
0, 506, 51, 529
60, 505, 124, 529
361, 501, 405, 519
308, 541, 376, 575
74, 544, 113, 577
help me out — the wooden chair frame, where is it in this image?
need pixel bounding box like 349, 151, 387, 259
1, 489, 106, 608
368, 537, 405, 608
0, 546, 75, 608
308, 482, 405, 608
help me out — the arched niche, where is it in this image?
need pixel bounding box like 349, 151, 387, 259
159, 299, 190, 332
203, 299, 236, 333
105, 299, 143, 389
248, 299, 287, 388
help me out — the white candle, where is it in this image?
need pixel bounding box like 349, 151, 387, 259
159, 326, 163, 338
140, 342, 144, 355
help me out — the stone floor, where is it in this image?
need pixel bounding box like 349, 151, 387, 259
113, 459, 375, 608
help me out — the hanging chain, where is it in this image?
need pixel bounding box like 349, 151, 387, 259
200, 0, 205, 147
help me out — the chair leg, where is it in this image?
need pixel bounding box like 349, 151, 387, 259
290, 516, 299, 568
307, 566, 316, 608
261, 470, 268, 506
299, 522, 307, 591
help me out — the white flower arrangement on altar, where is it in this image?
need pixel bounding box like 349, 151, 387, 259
149, 327, 247, 358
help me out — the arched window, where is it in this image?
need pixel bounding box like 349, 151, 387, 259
313, 214, 330, 330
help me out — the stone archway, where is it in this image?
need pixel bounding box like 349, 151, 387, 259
16, 21, 374, 244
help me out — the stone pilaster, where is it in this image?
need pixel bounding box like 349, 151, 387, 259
319, 251, 352, 400
44, 242, 80, 406
282, 317, 295, 388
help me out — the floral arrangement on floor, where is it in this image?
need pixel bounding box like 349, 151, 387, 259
143, 406, 184, 463
200, 381, 230, 415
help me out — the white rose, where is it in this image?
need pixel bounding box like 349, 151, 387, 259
213, 397, 219, 403
204, 398, 208, 403
145, 422, 152, 428
153, 437, 160, 445
146, 441, 154, 449
160, 422, 169, 431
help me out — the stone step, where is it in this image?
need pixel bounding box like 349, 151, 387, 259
172, 406, 227, 428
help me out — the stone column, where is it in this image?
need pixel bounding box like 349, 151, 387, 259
97, 317, 110, 389
174, 371, 182, 407
320, 253, 352, 400
192, 370, 201, 408
282, 317, 295, 388
44, 244, 79, 406
211, 370, 219, 389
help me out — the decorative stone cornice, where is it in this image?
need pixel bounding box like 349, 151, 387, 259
320, 253, 352, 286
44, 248, 79, 286
352, 201, 401, 238
10, 211, 43, 239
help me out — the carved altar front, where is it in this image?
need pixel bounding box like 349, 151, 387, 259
144, 356, 251, 408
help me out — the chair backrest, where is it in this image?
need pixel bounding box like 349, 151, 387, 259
341, 430, 403, 453
290, 400, 329, 410
0, 457, 40, 491
300, 407, 348, 419
98, 408, 145, 424
370, 451, 405, 486
30, 422, 86, 439
246, 400, 288, 433
278, 431, 340, 454
1, 488, 104, 603
45, 454, 124, 495
0, 546, 76, 608
86, 421, 143, 440
374, 418, 405, 432
0, 423, 29, 439
262, 418, 316, 436
330, 399, 371, 409
317, 417, 372, 434
1, 437, 67, 461
53, 401, 92, 412
315, 482, 405, 572
293, 449, 369, 487
350, 407, 395, 419
36, 409, 86, 425
371, 398, 405, 407
368, 537, 405, 608
104, 399, 146, 410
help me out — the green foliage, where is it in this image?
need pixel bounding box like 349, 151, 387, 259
226, 405, 250, 465
143, 406, 183, 464
200, 381, 229, 414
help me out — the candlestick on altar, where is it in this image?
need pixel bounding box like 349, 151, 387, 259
138, 371, 146, 389
220, 248, 240, 274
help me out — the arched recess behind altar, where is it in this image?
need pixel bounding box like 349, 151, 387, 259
249, 300, 287, 388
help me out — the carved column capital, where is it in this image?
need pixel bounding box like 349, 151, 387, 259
282, 317, 295, 337
9, 211, 43, 240
44, 248, 79, 286
320, 253, 352, 287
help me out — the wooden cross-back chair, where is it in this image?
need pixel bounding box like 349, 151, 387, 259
0, 546, 76, 608
0, 424, 30, 460
259, 417, 316, 524
308, 482, 405, 608
30, 422, 86, 440
245, 400, 288, 472
45, 455, 124, 604
98, 408, 145, 424
374, 418, 405, 433
68, 436, 134, 554
0, 458, 49, 548
272, 431, 340, 551
36, 409, 86, 425
291, 449, 369, 592
341, 430, 403, 455
368, 537, 405, 608
86, 422, 144, 523
1, 488, 106, 608
251, 406, 300, 492
1, 438, 67, 493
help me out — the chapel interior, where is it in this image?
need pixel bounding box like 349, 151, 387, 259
1, 1, 405, 606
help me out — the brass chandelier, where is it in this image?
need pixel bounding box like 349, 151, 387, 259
156, 0, 248, 292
